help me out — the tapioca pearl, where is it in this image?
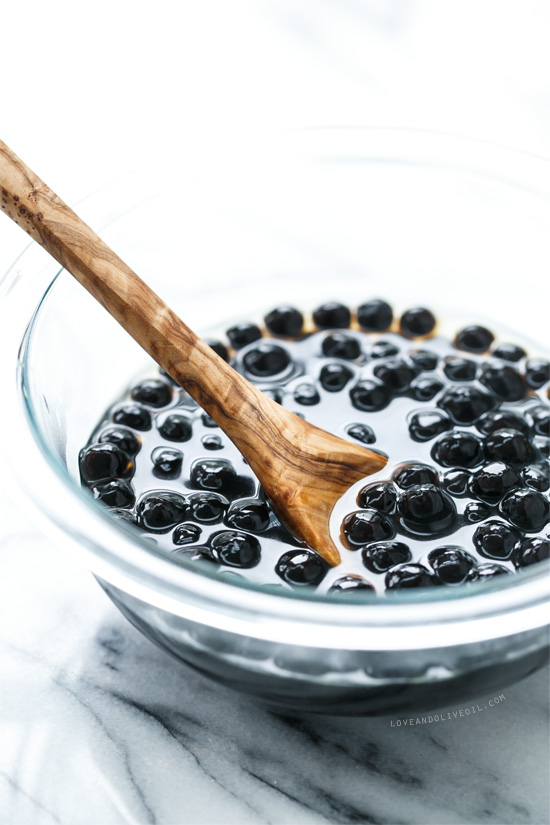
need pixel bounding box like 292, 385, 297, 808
204, 338, 230, 362
187, 492, 228, 524
408, 350, 439, 371
467, 563, 511, 581
491, 343, 526, 363
111, 508, 138, 527
321, 333, 361, 360
130, 378, 173, 408
91, 480, 135, 508
513, 536, 550, 568
328, 576, 374, 595
473, 520, 521, 560
522, 465, 550, 492
264, 306, 304, 337
342, 510, 396, 547
408, 410, 451, 442
210, 531, 262, 569
484, 428, 535, 467
320, 363, 354, 392
428, 546, 477, 585
190, 459, 236, 492
225, 499, 271, 532
455, 325, 495, 354
349, 380, 392, 411
357, 482, 397, 514
243, 343, 292, 377
463, 501, 493, 523
99, 428, 141, 457
431, 432, 484, 469
400, 307, 436, 338
112, 403, 152, 431
226, 322, 262, 350
410, 378, 444, 402
468, 461, 520, 505
534, 436, 550, 458
80, 443, 133, 484
476, 410, 531, 437
373, 359, 417, 391
173, 522, 203, 546
361, 541, 411, 573
293, 383, 320, 406
443, 357, 477, 382
136, 492, 187, 532
346, 423, 376, 444
275, 549, 327, 586
357, 299, 393, 332
525, 358, 550, 389
312, 301, 351, 330
385, 563, 437, 590
201, 413, 218, 428
397, 484, 457, 536
441, 469, 471, 498
499, 489, 549, 532
370, 340, 399, 359
157, 414, 193, 442
438, 387, 495, 425
202, 435, 224, 451
152, 448, 183, 480
480, 364, 527, 402
392, 463, 439, 489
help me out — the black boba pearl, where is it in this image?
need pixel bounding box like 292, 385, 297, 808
491, 343, 526, 363
410, 378, 444, 402
264, 306, 304, 337
349, 380, 392, 411
201, 413, 218, 428
480, 364, 526, 402
137, 493, 187, 532
397, 484, 457, 535
190, 459, 236, 491
343, 509, 395, 547
469, 462, 520, 504
346, 423, 376, 444
428, 546, 476, 585
455, 325, 494, 353
152, 448, 183, 480
321, 333, 361, 360
442, 470, 471, 498
361, 541, 411, 573
392, 464, 439, 488
443, 358, 477, 382
535, 436, 550, 458
173, 522, 202, 546
205, 338, 229, 362
370, 340, 399, 359
276, 549, 327, 586
243, 344, 291, 377
210, 531, 261, 568
158, 414, 193, 442
408, 350, 439, 371
357, 299, 393, 332
438, 387, 494, 424
313, 302, 351, 329
431, 432, 484, 469
99, 428, 141, 457
357, 482, 397, 514
112, 404, 152, 431
500, 489, 549, 532
476, 410, 531, 437
408, 410, 451, 442
320, 363, 354, 392
226, 322, 262, 350
293, 383, 320, 406
373, 359, 417, 391
468, 564, 511, 581
225, 499, 271, 532
202, 435, 224, 450
522, 465, 550, 492
187, 493, 228, 524
530, 407, 549, 439
484, 428, 535, 468
91, 480, 135, 508
400, 307, 436, 338
463, 501, 493, 523
328, 576, 374, 595
473, 520, 521, 560
130, 379, 172, 408
525, 359, 550, 389
385, 563, 436, 590
80, 443, 132, 483
513, 536, 550, 568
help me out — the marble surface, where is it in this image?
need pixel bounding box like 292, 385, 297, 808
0, 493, 549, 825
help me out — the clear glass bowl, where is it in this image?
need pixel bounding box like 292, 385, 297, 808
1, 129, 549, 714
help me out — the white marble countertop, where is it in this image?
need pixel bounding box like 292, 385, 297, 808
0, 491, 548, 825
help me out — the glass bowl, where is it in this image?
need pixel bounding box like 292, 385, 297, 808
1, 129, 549, 715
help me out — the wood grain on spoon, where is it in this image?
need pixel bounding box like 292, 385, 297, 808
0, 140, 387, 566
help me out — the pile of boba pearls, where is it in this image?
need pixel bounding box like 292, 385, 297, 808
79, 299, 549, 597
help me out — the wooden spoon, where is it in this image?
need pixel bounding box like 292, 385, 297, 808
0, 140, 387, 566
